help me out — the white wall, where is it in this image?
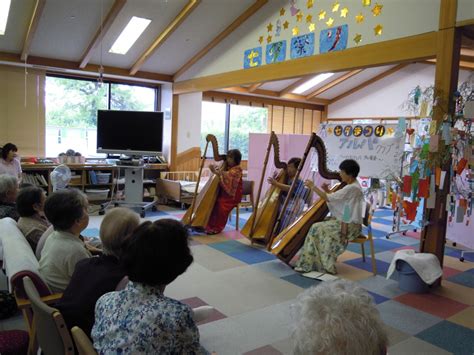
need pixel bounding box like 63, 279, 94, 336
328, 64, 472, 118
457, 0, 474, 23
177, 92, 202, 153
160, 83, 173, 162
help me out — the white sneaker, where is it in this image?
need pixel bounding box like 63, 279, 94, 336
294, 266, 305, 273
192, 306, 215, 322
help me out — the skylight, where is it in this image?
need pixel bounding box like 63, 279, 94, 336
292, 73, 334, 94
109, 16, 151, 55
0, 0, 11, 36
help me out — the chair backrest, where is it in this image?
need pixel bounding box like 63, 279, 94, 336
71, 326, 97, 355
242, 180, 254, 196
23, 276, 74, 355
0, 218, 51, 298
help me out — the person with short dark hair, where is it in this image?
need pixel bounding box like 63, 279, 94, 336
205, 149, 243, 234
295, 159, 365, 274
0, 143, 22, 180
92, 219, 205, 354
39, 189, 91, 292
0, 174, 19, 221
16, 186, 50, 252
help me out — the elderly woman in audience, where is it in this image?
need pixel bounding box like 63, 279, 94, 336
92, 219, 206, 354
0, 174, 19, 221
16, 186, 50, 252
0, 143, 22, 180
292, 280, 388, 355
57, 207, 140, 338
39, 189, 91, 292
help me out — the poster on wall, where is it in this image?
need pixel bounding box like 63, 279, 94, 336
319, 25, 348, 53
266, 41, 286, 64
290, 33, 315, 59
243, 47, 262, 69
321, 123, 405, 179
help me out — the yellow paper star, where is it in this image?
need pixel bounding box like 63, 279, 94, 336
353, 33, 362, 44
374, 24, 383, 36
308, 23, 316, 32
306, 14, 313, 23
326, 17, 334, 27
372, 3, 383, 16
340, 7, 349, 18
296, 11, 303, 22
279, 7, 285, 16
362, 0, 371, 6
292, 26, 299, 36
267, 23, 273, 32
283, 20, 289, 29
387, 127, 394, 135
307, 0, 314, 9
258, 36, 264, 44
318, 10, 326, 20
267, 35, 272, 43
332, 2, 340, 12
355, 12, 364, 23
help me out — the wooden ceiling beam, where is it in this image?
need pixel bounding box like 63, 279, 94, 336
129, 0, 200, 75
305, 69, 363, 100
0, 52, 172, 82
248, 82, 263, 92
278, 75, 314, 97
423, 59, 474, 70
173, 0, 268, 80
79, 0, 127, 69
329, 64, 409, 104
21, 0, 46, 61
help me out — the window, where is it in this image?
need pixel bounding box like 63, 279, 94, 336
45, 76, 158, 157
201, 101, 268, 160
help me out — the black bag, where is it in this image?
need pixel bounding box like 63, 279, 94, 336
0, 290, 18, 319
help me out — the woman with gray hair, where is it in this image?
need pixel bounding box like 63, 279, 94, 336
292, 280, 388, 355
0, 174, 19, 221
56, 207, 140, 338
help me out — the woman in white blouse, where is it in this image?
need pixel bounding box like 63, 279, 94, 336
295, 159, 365, 274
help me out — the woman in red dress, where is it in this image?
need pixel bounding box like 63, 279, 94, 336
205, 149, 243, 235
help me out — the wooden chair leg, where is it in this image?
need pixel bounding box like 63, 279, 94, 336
369, 238, 377, 275
236, 206, 240, 231
361, 243, 366, 262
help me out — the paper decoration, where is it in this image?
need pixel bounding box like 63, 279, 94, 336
332, 2, 340, 12
308, 23, 316, 32
343, 125, 353, 136
267, 23, 273, 32
266, 41, 286, 64
267, 35, 272, 43
374, 24, 383, 36
363, 125, 373, 137
258, 36, 264, 44
456, 204, 465, 223
429, 134, 439, 152
290, 33, 314, 58
418, 178, 429, 198
426, 176, 436, 208
420, 100, 428, 117
307, 0, 314, 9
409, 160, 418, 175
283, 21, 289, 29
397, 117, 406, 134
440, 170, 447, 189
340, 7, 349, 17
326, 18, 335, 27
362, 0, 371, 6
429, 120, 437, 135
290, 0, 299, 16
296, 12, 303, 22
435, 167, 441, 186
292, 27, 299, 36
280, 8, 285, 16
275, 19, 282, 36
457, 158, 468, 174
375, 125, 385, 137
355, 13, 364, 23
243, 47, 262, 69
320, 25, 348, 53
318, 10, 326, 20
353, 33, 362, 44
403, 176, 412, 194
372, 3, 383, 16
306, 14, 313, 23
403, 201, 418, 221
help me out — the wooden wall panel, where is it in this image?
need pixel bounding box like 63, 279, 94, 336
283, 107, 295, 134
312, 110, 321, 132
294, 108, 304, 134
271, 106, 284, 134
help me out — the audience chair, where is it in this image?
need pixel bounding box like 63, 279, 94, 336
234, 180, 254, 231
349, 203, 377, 275
22, 276, 74, 355
71, 326, 97, 355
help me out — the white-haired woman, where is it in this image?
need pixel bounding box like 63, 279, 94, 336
292, 280, 388, 355
0, 174, 19, 221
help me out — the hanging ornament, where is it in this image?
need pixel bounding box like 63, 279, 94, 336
353, 33, 362, 44
292, 26, 299, 36
340, 7, 349, 18
280, 7, 286, 16
275, 19, 282, 37
362, 0, 371, 6
332, 2, 340, 12
326, 17, 334, 27
267, 23, 273, 32
308, 23, 316, 32
258, 36, 264, 44
414, 86, 421, 105
267, 35, 272, 43
355, 13, 364, 23
306, 14, 313, 23
318, 10, 327, 20
283, 20, 289, 29
372, 3, 383, 16
374, 24, 383, 36
307, 0, 314, 9
296, 11, 303, 22
290, 0, 300, 16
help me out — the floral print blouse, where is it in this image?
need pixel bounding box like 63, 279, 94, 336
92, 282, 206, 354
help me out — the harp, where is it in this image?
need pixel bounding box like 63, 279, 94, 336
240, 132, 288, 245
181, 134, 226, 227
269, 133, 345, 264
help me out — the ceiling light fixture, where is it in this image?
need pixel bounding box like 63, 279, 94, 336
109, 16, 151, 55
292, 73, 334, 94
0, 0, 12, 35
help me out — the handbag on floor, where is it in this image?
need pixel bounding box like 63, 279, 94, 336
0, 290, 17, 319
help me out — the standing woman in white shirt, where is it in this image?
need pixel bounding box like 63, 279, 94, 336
295, 159, 365, 274
0, 143, 22, 181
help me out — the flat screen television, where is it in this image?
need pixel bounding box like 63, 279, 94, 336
97, 110, 164, 156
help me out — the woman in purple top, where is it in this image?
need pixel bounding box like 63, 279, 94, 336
0, 143, 22, 181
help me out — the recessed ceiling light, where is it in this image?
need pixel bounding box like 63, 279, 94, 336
292, 73, 334, 94
109, 16, 151, 55
0, 0, 12, 36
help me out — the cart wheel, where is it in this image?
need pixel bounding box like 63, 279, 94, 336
386, 236, 390, 239
452, 242, 457, 247
99, 210, 105, 216
114, 203, 119, 207
140, 211, 146, 218
402, 232, 407, 236
460, 257, 465, 262
152, 205, 157, 212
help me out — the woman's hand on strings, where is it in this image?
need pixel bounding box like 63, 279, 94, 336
304, 179, 315, 190
267, 176, 277, 186
321, 182, 330, 193
209, 164, 220, 175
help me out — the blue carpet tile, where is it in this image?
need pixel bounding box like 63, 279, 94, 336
209, 240, 253, 254
373, 208, 395, 218
368, 291, 390, 305
371, 217, 394, 226
344, 257, 391, 276
281, 274, 322, 289
371, 239, 408, 254
82, 228, 100, 237
444, 247, 474, 262
416, 320, 474, 355
447, 268, 474, 288
228, 249, 276, 264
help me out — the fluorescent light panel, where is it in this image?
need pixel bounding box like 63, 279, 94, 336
0, 0, 11, 35
109, 16, 151, 55
292, 73, 334, 94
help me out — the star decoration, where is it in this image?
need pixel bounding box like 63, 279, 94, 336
340, 7, 349, 18
387, 127, 395, 135
267, 35, 272, 43
267, 23, 273, 32
307, 0, 314, 9
296, 11, 303, 22
292, 26, 299, 36
258, 36, 264, 44
362, 0, 371, 6
355, 12, 364, 23
332, 2, 340, 12
353, 33, 362, 44
318, 10, 326, 20
279, 7, 285, 16
374, 24, 383, 36
372, 3, 383, 16
326, 17, 334, 27
283, 20, 289, 29
308, 23, 316, 32
306, 14, 313, 23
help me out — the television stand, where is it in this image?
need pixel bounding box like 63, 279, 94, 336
101, 165, 156, 218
